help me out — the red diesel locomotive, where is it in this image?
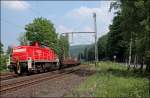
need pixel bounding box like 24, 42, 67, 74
8, 42, 80, 75
9, 42, 59, 75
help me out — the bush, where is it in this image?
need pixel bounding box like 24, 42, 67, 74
0, 55, 8, 72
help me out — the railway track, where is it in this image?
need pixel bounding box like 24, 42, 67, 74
0, 65, 76, 81
0, 72, 14, 76
0, 74, 18, 81
0, 65, 87, 95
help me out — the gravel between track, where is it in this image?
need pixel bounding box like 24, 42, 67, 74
1, 65, 96, 98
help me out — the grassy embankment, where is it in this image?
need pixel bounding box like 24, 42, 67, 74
69, 62, 149, 97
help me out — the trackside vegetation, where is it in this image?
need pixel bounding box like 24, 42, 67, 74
69, 62, 149, 97
0, 42, 8, 72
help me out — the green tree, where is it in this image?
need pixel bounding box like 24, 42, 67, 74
0, 42, 7, 71
25, 17, 57, 49
109, 0, 150, 71
57, 35, 69, 60
107, 14, 127, 62
87, 46, 95, 61
6, 46, 13, 55
0, 42, 4, 66
0, 42, 3, 54
97, 34, 108, 60
83, 48, 88, 61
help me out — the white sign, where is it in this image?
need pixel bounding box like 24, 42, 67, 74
35, 50, 42, 53
13, 48, 26, 52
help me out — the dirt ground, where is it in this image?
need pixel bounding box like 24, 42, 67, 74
1, 65, 95, 98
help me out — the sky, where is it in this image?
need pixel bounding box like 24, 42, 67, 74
1, 0, 115, 51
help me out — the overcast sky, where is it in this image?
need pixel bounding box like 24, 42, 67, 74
1, 1, 115, 51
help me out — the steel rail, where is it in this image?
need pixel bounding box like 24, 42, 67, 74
0, 65, 87, 94
0, 74, 18, 81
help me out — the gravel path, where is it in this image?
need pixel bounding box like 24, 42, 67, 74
1, 65, 95, 98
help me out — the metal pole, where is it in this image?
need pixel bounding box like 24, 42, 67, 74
66, 33, 70, 58
128, 32, 132, 69
93, 13, 98, 66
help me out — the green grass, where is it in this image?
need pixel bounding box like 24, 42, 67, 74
69, 61, 149, 98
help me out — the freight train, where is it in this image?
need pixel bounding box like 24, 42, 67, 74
8, 42, 80, 75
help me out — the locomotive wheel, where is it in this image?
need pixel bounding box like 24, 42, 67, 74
14, 67, 18, 74
36, 67, 40, 73
27, 69, 33, 75
14, 66, 22, 75
58, 63, 62, 70
46, 67, 50, 72
42, 65, 46, 73
14, 60, 22, 75
17, 66, 22, 75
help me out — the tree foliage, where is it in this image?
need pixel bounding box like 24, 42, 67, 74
6, 46, 13, 55
0, 42, 3, 54
107, 14, 127, 62
57, 35, 69, 59
0, 42, 4, 66
97, 34, 108, 60
25, 17, 57, 48
0, 42, 7, 71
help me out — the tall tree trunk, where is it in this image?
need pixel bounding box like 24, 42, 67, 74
145, 64, 150, 73
133, 55, 137, 69
140, 57, 144, 71
136, 56, 138, 68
